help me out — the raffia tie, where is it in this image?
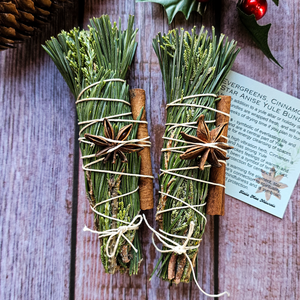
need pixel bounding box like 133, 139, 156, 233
145, 93, 231, 297
77, 79, 152, 257
84, 215, 143, 258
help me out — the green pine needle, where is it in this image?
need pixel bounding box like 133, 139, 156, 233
153, 26, 239, 282
43, 15, 142, 275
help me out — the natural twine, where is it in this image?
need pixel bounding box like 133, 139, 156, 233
144, 93, 230, 298
143, 215, 230, 298
77, 79, 153, 258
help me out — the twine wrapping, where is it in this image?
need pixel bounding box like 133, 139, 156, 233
143, 215, 229, 298
84, 215, 143, 258
77, 79, 153, 258
147, 93, 232, 297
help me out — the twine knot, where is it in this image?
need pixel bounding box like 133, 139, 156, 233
83, 214, 143, 258
173, 245, 186, 255
143, 214, 230, 298
117, 225, 130, 234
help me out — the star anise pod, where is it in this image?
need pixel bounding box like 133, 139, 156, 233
180, 115, 233, 170
84, 119, 144, 164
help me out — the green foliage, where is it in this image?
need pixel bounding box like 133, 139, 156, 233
237, 1, 282, 67
152, 26, 239, 282
43, 15, 142, 275
137, 0, 281, 67
136, 0, 199, 24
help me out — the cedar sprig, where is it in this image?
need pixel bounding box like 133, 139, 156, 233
152, 27, 239, 282
43, 15, 142, 275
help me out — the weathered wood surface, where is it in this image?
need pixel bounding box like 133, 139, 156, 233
0, 0, 299, 299
0, 3, 78, 300
218, 1, 300, 299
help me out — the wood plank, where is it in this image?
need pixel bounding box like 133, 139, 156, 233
74, 1, 217, 299
219, 1, 300, 299
131, 2, 170, 300
1, 1, 298, 299
0, 4, 78, 299
75, 2, 149, 300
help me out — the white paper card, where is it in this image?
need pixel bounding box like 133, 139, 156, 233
220, 71, 300, 218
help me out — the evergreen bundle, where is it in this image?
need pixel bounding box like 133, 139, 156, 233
151, 27, 239, 286
43, 15, 144, 275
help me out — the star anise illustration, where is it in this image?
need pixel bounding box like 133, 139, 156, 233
84, 119, 144, 164
255, 167, 288, 201
179, 115, 233, 170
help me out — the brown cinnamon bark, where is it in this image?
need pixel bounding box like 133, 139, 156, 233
129, 88, 154, 210
174, 254, 186, 284
206, 95, 231, 216
168, 253, 177, 280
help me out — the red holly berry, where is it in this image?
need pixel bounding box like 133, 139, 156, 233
241, 0, 268, 20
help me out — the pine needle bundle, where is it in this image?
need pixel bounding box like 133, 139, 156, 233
43, 15, 144, 275
150, 27, 239, 287
0, 0, 66, 50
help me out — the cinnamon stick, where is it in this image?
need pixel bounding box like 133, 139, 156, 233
129, 88, 154, 210
206, 95, 231, 216
168, 253, 177, 280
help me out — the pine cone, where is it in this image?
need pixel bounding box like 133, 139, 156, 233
0, 0, 66, 50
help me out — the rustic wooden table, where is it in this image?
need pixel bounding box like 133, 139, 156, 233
1, 0, 299, 299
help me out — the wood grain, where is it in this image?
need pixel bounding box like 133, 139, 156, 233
0, 4, 78, 300
1, 0, 300, 299
219, 1, 300, 299
75, 1, 216, 299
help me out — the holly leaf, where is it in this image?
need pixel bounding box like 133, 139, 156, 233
272, 0, 279, 6
136, 0, 199, 24
237, 5, 282, 68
